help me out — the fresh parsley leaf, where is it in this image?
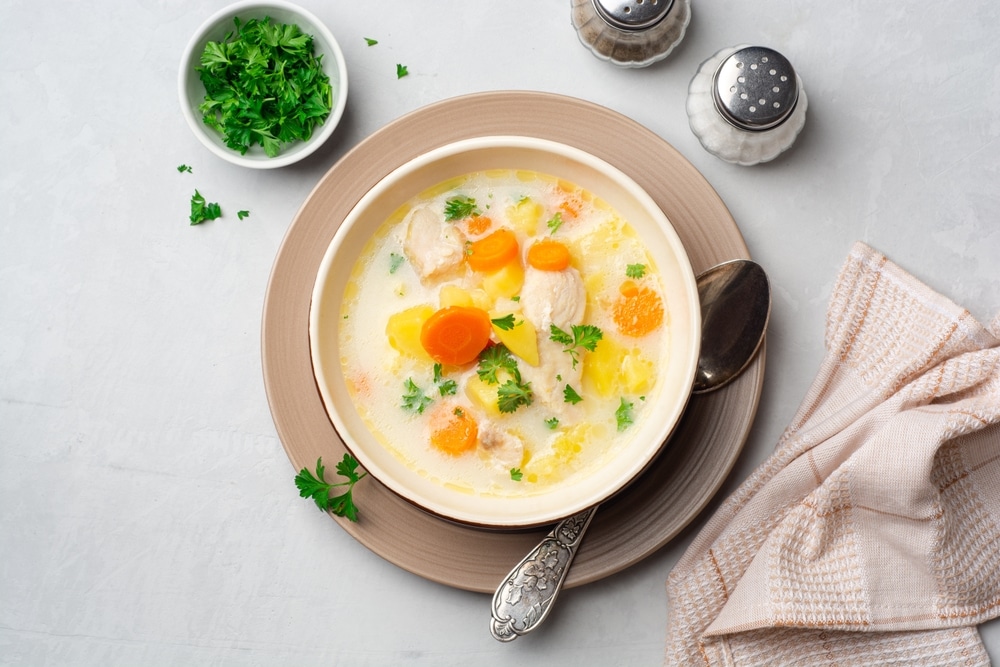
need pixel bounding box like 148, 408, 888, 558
510, 468, 523, 482
511, 295, 520, 302
443, 195, 480, 221
547, 211, 564, 234
563, 384, 583, 405
177, 164, 193, 173
189, 189, 222, 225
396, 63, 409, 78
476, 344, 520, 385
401, 378, 433, 413
490, 314, 519, 331
364, 37, 378, 46
497, 378, 533, 413
237, 209, 250, 220
544, 417, 560, 430
548, 324, 603, 368
294, 454, 368, 522
196, 16, 333, 158
626, 263, 647, 279
433, 363, 458, 396
389, 252, 405, 274
615, 398, 635, 432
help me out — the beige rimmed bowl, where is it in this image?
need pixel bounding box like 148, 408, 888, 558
308, 136, 700, 528
178, 0, 348, 169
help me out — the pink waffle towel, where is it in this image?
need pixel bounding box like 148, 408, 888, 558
666, 243, 1000, 666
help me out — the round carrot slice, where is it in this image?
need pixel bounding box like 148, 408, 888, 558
428, 403, 478, 455
466, 228, 519, 273
527, 239, 572, 271
419, 306, 493, 365
612, 285, 664, 337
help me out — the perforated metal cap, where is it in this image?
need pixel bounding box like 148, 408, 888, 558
592, 0, 675, 31
713, 46, 798, 131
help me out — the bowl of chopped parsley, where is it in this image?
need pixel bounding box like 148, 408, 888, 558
178, 0, 348, 168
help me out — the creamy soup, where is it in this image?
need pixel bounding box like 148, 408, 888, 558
338, 170, 670, 497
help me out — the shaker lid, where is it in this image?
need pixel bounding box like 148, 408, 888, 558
592, 0, 675, 31
713, 46, 798, 131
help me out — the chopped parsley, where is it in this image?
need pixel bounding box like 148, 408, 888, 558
510, 468, 523, 482
549, 324, 603, 368
364, 37, 378, 46
196, 16, 333, 158
544, 417, 560, 429
476, 344, 520, 385
177, 164, 193, 173
444, 195, 480, 221
626, 263, 647, 279
547, 211, 564, 234
237, 209, 250, 220
401, 378, 433, 414
396, 63, 409, 79
294, 454, 367, 522
563, 384, 583, 405
490, 314, 519, 331
389, 252, 405, 274
189, 189, 222, 225
497, 379, 533, 413
615, 398, 635, 432
433, 363, 457, 396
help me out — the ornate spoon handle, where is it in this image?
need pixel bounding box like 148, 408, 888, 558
489, 506, 596, 641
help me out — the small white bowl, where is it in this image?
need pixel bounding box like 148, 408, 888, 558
309, 136, 701, 528
178, 1, 348, 169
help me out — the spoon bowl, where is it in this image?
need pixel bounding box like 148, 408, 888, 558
490, 258, 770, 642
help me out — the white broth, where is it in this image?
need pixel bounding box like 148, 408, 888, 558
338, 169, 670, 498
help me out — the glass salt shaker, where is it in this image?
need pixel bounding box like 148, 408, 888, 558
571, 0, 691, 68
687, 45, 808, 165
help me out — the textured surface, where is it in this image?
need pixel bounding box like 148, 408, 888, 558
2, 0, 998, 665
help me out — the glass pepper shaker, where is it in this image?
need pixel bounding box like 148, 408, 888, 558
687, 45, 808, 165
571, 0, 691, 68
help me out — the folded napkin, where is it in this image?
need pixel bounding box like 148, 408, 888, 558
666, 243, 1000, 666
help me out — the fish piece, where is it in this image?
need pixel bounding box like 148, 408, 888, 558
478, 421, 524, 471
519, 265, 586, 331
403, 206, 467, 281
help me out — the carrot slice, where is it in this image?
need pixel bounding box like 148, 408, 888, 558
465, 215, 492, 236
420, 306, 493, 365
527, 239, 572, 271
428, 403, 478, 455
466, 228, 519, 273
612, 285, 664, 337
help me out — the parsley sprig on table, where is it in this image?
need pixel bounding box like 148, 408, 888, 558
295, 454, 367, 522
196, 16, 333, 158
189, 190, 222, 224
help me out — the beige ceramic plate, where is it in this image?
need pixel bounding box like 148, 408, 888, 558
262, 91, 764, 593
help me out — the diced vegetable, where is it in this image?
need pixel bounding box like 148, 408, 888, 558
428, 403, 478, 455
420, 306, 492, 365
386, 305, 435, 359
527, 239, 572, 271
506, 198, 543, 235
612, 284, 664, 337
490, 312, 539, 366
481, 261, 524, 300
466, 228, 519, 273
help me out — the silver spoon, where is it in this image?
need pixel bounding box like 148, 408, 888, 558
490, 258, 770, 641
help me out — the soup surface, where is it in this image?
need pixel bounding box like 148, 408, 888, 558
338, 169, 671, 498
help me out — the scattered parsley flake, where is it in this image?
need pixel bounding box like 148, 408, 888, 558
626, 263, 647, 279
401, 378, 433, 413
510, 468, 523, 482
364, 37, 378, 46
237, 210, 250, 220
443, 195, 480, 221
616, 398, 635, 432
189, 189, 222, 225
490, 314, 519, 331
389, 252, 405, 274
177, 164, 193, 173
454, 407, 464, 417
549, 324, 603, 368
396, 63, 409, 78
547, 211, 564, 234
294, 454, 368, 522
544, 417, 560, 430
433, 363, 458, 396
563, 384, 583, 405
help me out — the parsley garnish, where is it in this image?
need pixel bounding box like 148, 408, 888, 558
544, 417, 560, 429
443, 195, 480, 221
401, 378, 433, 413
237, 210, 250, 220
389, 252, 405, 274
615, 398, 635, 432
563, 384, 583, 405
294, 454, 367, 522
433, 363, 458, 396
549, 324, 603, 368
490, 314, 519, 331
189, 189, 222, 225
547, 211, 564, 234
196, 16, 333, 158
364, 37, 378, 46
396, 63, 409, 78
626, 263, 647, 279
497, 379, 533, 413
177, 164, 193, 173
510, 468, 523, 482
476, 344, 520, 384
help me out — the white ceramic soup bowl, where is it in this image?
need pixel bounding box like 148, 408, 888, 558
309, 136, 700, 528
